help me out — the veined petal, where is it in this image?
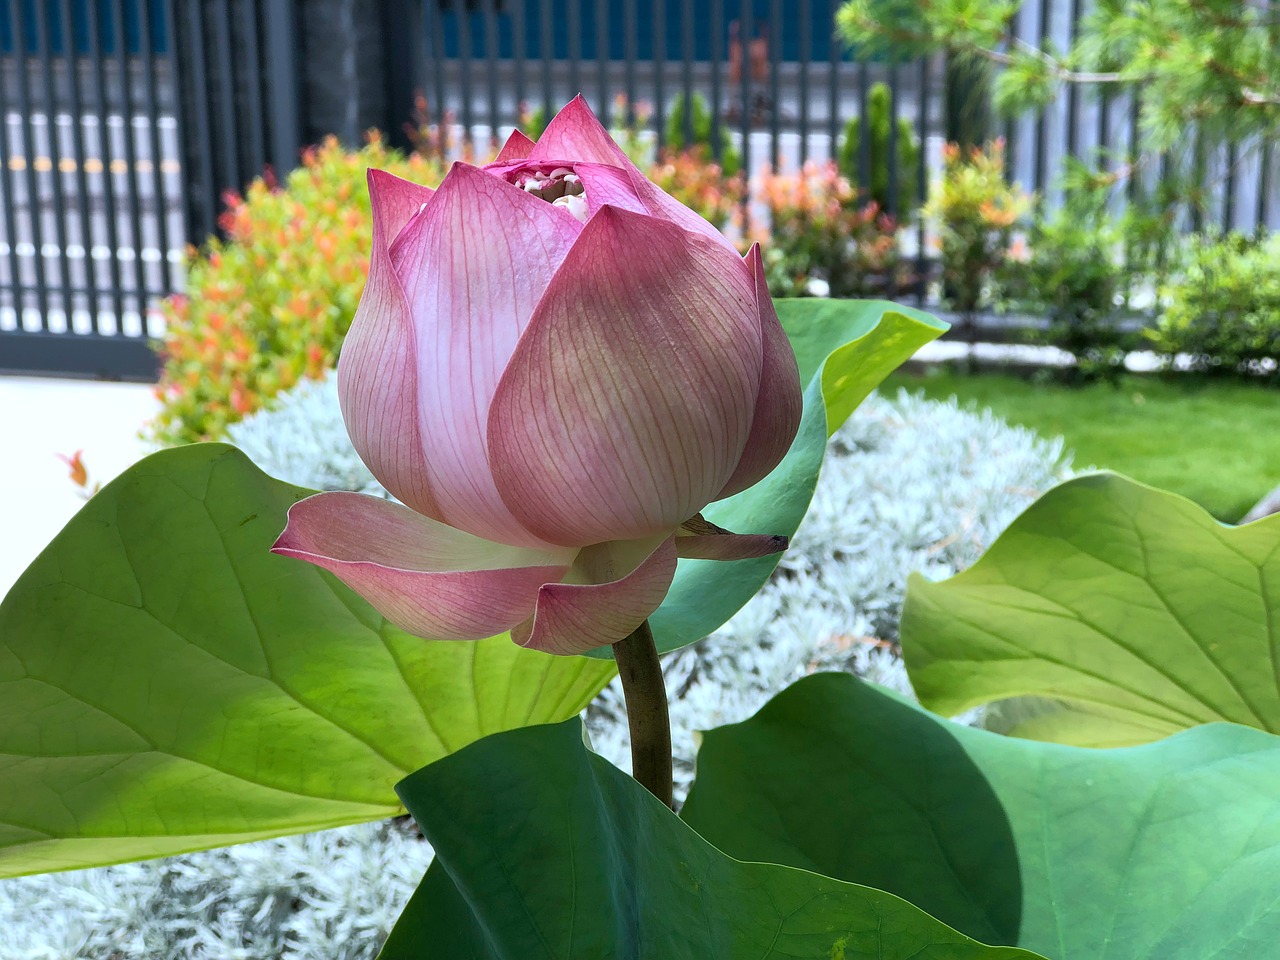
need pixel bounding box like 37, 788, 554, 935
495, 128, 536, 161
674, 513, 789, 560
272, 492, 574, 641
573, 161, 738, 251
488, 205, 763, 547
337, 169, 440, 518
390, 162, 582, 548
527, 94, 634, 166
715, 244, 804, 499
512, 536, 678, 656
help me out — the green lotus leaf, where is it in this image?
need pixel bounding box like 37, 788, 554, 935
900, 472, 1280, 745
0, 297, 945, 876
0, 443, 614, 878
630, 298, 947, 657
380, 716, 1041, 960
685, 672, 1280, 960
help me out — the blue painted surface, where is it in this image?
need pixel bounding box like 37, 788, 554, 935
0, 0, 167, 55
3, 1, 835, 62
439, 0, 848, 63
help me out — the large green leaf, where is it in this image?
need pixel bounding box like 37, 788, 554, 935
380, 717, 1041, 960
629, 298, 946, 657
775, 298, 944, 433
0, 443, 614, 878
685, 673, 1280, 960
900, 472, 1280, 746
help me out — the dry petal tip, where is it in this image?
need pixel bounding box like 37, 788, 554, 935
673, 522, 789, 561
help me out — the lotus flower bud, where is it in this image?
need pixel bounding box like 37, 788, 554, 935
273, 97, 801, 655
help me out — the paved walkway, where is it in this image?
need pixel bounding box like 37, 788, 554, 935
0, 376, 157, 595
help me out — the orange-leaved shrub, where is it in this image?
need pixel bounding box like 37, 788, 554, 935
646, 148, 747, 234
924, 139, 1031, 318
149, 134, 448, 446
757, 160, 903, 298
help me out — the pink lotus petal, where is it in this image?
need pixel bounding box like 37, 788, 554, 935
272, 491, 574, 641
488, 205, 763, 547
389, 162, 582, 548
715, 244, 804, 499
527, 94, 634, 166
572, 161, 738, 251
495, 128, 536, 161
337, 169, 441, 519
512, 536, 678, 655
674, 531, 789, 560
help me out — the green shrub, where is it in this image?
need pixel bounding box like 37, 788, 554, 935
1114, 175, 1185, 307
647, 148, 747, 232
1054, 157, 1187, 311
1150, 232, 1280, 377
838, 82, 920, 213
149, 136, 448, 446
1002, 202, 1134, 382
519, 103, 550, 141
926, 139, 1031, 320
664, 93, 741, 176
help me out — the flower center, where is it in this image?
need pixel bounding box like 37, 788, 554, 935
512, 166, 589, 223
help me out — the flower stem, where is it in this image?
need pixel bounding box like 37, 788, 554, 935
612, 620, 674, 810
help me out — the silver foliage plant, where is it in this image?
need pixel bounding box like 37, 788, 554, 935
1, 375, 1070, 959
224, 377, 390, 499
590, 387, 1072, 794
0, 821, 430, 960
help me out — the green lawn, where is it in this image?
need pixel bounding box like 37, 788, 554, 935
883, 370, 1280, 521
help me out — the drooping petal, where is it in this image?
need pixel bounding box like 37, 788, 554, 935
336, 169, 441, 518
272, 491, 575, 641
488, 205, 763, 547
389, 162, 582, 548
495, 128, 536, 161
572, 160, 739, 251
512, 536, 679, 655
674, 532, 789, 560
714, 244, 804, 499
674, 513, 789, 560
526, 94, 634, 166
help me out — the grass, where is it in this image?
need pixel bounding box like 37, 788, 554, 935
883, 369, 1280, 521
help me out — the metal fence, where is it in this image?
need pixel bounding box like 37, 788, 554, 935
424, 1, 921, 198
422, 0, 1278, 230
1, 0, 1277, 380
0, 0, 335, 379
0, 0, 180, 378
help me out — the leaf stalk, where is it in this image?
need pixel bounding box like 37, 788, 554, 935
612, 620, 674, 809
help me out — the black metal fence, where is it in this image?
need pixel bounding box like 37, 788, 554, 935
0, 0, 179, 378
0, 0, 421, 378
1, 0, 1277, 380
420, 0, 1278, 229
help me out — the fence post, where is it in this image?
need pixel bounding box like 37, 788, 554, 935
377, 0, 425, 150
173, 0, 299, 245
943, 54, 991, 149
263, 0, 304, 174
176, 0, 425, 248
294, 0, 421, 148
